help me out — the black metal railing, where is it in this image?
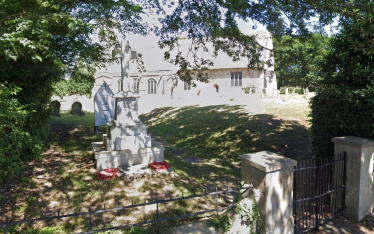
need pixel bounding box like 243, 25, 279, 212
293, 152, 347, 233
1, 185, 251, 234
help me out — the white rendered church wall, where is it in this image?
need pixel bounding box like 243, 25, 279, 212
52, 94, 94, 112
136, 76, 262, 114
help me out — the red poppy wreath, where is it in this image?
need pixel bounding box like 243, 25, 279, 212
97, 168, 121, 181
148, 161, 170, 170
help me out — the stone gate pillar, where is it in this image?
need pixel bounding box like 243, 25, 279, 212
332, 136, 374, 221
240, 151, 296, 234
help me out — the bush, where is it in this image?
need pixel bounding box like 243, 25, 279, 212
310, 87, 374, 157
310, 19, 374, 157
0, 83, 44, 183
294, 87, 304, 94
279, 87, 304, 94
210, 213, 232, 232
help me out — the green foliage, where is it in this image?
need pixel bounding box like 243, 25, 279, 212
210, 213, 232, 233
242, 86, 256, 94
234, 181, 261, 234
23, 225, 65, 234
237, 198, 261, 234
279, 87, 304, 95
53, 62, 96, 98
274, 34, 330, 88
127, 226, 149, 234
310, 18, 374, 157
294, 87, 304, 94
0, 0, 148, 169
0, 83, 43, 183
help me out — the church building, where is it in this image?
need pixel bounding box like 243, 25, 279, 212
92, 31, 277, 114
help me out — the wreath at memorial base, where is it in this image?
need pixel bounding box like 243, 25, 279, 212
148, 161, 169, 170
97, 168, 121, 181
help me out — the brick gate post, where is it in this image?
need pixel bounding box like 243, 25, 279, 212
240, 151, 296, 234
332, 136, 374, 221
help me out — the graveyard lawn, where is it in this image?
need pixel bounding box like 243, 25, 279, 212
1, 102, 373, 233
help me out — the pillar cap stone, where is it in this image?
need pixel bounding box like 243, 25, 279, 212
332, 136, 374, 148
240, 151, 296, 172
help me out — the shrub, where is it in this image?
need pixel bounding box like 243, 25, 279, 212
310, 19, 374, 157
210, 213, 232, 232
279, 86, 304, 94
310, 87, 374, 157
0, 83, 44, 183
242, 86, 256, 94
294, 87, 304, 94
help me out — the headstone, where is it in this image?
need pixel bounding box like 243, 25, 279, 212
94, 81, 115, 127
277, 89, 280, 99
304, 87, 309, 99
71, 102, 84, 116
51, 100, 61, 117
285, 88, 289, 101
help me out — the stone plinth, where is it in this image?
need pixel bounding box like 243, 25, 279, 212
104, 121, 151, 152
240, 151, 296, 234
92, 141, 165, 171
332, 136, 374, 221
93, 90, 164, 170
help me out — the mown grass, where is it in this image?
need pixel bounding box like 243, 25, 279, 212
141, 104, 311, 183
0, 102, 312, 233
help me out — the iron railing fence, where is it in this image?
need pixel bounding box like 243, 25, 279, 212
293, 152, 347, 233
1, 185, 251, 234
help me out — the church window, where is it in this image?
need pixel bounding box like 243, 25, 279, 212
148, 78, 157, 94
214, 84, 219, 93
184, 82, 191, 90
134, 78, 140, 94
231, 72, 242, 87
117, 79, 121, 92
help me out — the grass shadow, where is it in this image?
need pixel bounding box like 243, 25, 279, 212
140, 105, 311, 185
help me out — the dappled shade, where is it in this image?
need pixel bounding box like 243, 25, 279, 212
140, 105, 310, 183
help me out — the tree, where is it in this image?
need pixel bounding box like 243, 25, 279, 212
0, 0, 150, 181
0, 83, 41, 182
53, 61, 96, 98
310, 17, 374, 157
273, 34, 330, 88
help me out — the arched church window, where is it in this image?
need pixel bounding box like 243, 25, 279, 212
117, 79, 121, 92
134, 78, 140, 94
214, 84, 219, 93
184, 82, 191, 90
148, 79, 157, 94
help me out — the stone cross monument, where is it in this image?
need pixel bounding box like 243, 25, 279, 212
91, 41, 165, 171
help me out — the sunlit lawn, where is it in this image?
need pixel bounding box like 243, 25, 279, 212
0, 100, 312, 233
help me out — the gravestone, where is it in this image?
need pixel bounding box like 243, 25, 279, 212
285, 88, 289, 101
51, 100, 61, 117
304, 87, 309, 99
94, 81, 115, 129
71, 102, 84, 116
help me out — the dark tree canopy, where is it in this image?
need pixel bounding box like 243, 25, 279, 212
273, 34, 330, 88
310, 17, 374, 157
0, 0, 153, 181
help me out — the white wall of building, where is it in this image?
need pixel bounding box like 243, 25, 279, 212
52, 31, 276, 116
